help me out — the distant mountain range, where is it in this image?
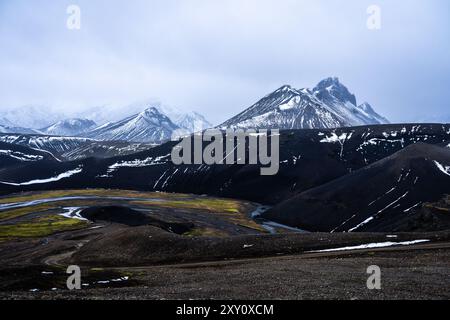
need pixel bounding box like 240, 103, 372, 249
1, 77, 438, 146
1, 106, 62, 129
0, 124, 39, 135
220, 77, 389, 129
0, 104, 212, 144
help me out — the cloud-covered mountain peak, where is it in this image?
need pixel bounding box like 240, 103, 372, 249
220, 77, 389, 130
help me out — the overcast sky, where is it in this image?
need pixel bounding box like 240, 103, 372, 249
0, 0, 449, 124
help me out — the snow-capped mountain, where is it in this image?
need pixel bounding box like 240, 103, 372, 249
78, 101, 212, 133
0, 124, 40, 135
171, 112, 212, 133
85, 107, 179, 143
0, 114, 41, 134
220, 77, 389, 130
41, 118, 97, 136
0, 117, 16, 127
1, 106, 63, 129
312, 77, 389, 125
156, 105, 212, 133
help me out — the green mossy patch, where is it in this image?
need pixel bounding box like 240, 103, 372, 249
0, 204, 54, 222
0, 215, 88, 240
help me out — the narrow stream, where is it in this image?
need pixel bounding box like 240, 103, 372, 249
250, 206, 308, 234
0, 196, 165, 211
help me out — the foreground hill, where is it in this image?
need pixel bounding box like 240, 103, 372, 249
263, 143, 450, 232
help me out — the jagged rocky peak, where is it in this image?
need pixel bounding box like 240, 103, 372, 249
134, 106, 176, 125
140, 106, 162, 117
275, 84, 293, 92
313, 77, 357, 106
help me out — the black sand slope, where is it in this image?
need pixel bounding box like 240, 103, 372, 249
263, 143, 450, 232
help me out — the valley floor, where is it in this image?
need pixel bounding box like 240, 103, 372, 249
0, 190, 449, 300
1, 243, 450, 300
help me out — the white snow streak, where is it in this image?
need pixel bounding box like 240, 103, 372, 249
0, 166, 83, 186
348, 217, 374, 232
433, 160, 450, 177
59, 207, 88, 221
309, 240, 430, 253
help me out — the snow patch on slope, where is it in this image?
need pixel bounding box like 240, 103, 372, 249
0, 166, 83, 186
434, 160, 450, 177
309, 240, 430, 253
0, 149, 43, 161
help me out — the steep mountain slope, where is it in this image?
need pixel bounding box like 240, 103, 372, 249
0, 124, 448, 206
0, 125, 40, 135
0, 134, 93, 157
172, 112, 212, 133
0, 134, 154, 161
220, 77, 388, 130
0, 117, 16, 127
59, 140, 155, 161
85, 107, 179, 143
263, 143, 450, 232
156, 105, 212, 133
0, 142, 57, 169
41, 118, 96, 136
312, 78, 390, 125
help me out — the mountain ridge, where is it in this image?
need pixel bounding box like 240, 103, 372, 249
41, 118, 97, 136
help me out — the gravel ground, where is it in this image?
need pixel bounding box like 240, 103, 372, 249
2, 244, 449, 300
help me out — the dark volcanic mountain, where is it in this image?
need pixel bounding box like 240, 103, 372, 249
0, 134, 93, 156
220, 77, 389, 130
84, 107, 179, 143
0, 133, 154, 161
263, 143, 450, 232
0, 141, 57, 169
0, 123, 448, 232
